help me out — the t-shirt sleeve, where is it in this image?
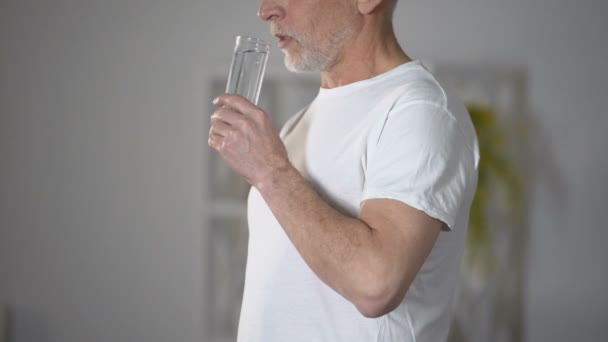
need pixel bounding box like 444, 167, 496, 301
361, 101, 476, 231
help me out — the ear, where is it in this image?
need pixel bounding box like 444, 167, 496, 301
356, 0, 384, 15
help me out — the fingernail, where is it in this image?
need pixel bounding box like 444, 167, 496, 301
212, 97, 218, 105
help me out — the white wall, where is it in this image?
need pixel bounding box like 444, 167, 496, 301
394, 1, 608, 341
1, 0, 607, 341
0, 1, 207, 341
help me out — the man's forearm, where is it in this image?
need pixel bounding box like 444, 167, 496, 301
255, 164, 389, 307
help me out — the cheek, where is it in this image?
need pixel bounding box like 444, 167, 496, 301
289, 2, 333, 50
301, 18, 326, 48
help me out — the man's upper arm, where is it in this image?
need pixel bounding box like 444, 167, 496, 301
358, 197, 443, 313
354, 98, 477, 316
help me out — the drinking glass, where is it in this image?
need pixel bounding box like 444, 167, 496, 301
225, 36, 270, 105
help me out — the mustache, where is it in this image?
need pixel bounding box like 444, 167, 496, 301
271, 24, 299, 41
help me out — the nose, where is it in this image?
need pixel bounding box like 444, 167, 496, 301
257, 0, 285, 21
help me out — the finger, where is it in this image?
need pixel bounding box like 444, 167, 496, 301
210, 118, 233, 137
213, 94, 263, 119
211, 106, 247, 127
208, 126, 223, 142
208, 129, 222, 149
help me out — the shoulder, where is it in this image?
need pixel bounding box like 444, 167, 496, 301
386, 62, 449, 109
385, 64, 478, 154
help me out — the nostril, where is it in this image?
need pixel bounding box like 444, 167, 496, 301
257, 3, 270, 20
257, 9, 274, 21
258, 12, 271, 21
257, 9, 266, 20
264, 13, 279, 21
257, 2, 285, 21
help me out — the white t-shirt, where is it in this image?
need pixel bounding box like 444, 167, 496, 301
238, 60, 479, 342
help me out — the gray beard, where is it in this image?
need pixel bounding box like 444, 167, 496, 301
284, 47, 330, 73
283, 24, 355, 73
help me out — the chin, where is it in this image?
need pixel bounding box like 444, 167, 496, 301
284, 55, 321, 73
284, 55, 306, 73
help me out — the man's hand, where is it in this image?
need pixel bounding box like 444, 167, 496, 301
208, 94, 290, 189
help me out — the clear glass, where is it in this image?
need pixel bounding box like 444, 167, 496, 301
225, 36, 270, 105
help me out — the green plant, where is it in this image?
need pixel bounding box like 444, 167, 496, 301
466, 104, 521, 275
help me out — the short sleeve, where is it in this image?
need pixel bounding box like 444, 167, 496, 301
361, 101, 476, 230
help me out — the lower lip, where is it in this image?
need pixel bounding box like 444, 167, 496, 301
278, 37, 293, 49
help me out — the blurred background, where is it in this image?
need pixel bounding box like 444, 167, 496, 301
1, 0, 607, 341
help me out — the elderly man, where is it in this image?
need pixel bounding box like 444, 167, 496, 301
208, 0, 479, 341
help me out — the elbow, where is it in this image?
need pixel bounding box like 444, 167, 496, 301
351, 280, 410, 318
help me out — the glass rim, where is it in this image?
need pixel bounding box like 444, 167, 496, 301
236, 35, 270, 47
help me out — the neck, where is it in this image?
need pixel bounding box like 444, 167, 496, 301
320, 19, 411, 89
